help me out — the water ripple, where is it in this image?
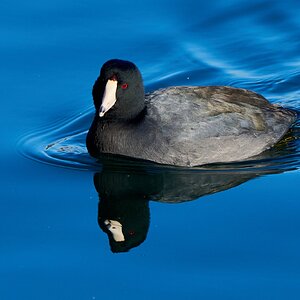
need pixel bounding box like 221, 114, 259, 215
17, 0, 300, 174
19, 105, 300, 173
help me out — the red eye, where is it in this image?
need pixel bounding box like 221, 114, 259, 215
121, 83, 128, 89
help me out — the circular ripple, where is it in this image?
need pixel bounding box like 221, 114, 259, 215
19, 105, 300, 174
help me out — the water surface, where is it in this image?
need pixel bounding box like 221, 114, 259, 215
1, 0, 300, 299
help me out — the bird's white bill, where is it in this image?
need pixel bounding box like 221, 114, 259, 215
99, 79, 118, 117
104, 219, 125, 242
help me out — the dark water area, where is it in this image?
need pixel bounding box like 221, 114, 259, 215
1, 0, 300, 299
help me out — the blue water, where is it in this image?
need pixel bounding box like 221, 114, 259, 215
1, 0, 300, 299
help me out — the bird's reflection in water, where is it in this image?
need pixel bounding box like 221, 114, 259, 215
94, 126, 299, 252
95, 168, 159, 252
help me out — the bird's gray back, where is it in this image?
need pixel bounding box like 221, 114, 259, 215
145, 86, 296, 166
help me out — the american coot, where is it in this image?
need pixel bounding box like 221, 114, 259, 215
86, 59, 297, 167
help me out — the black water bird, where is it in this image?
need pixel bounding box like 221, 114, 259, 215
86, 59, 297, 166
